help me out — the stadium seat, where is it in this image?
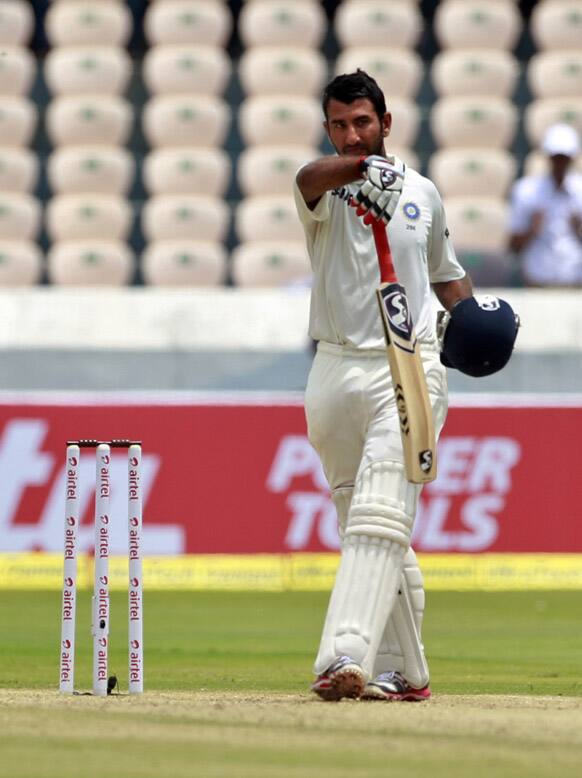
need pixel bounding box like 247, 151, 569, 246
47, 240, 134, 286
524, 99, 582, 147
239, 47, 327, 97
0, 193, 41, 241
141, 195, 230, 242
528, 51, 582, 99
142, 240, 227, 286
239, 96, 323, 147
429, 148, 516, 198
431, 96, 517, 148
144, 0, 232, 47
239, 0, 326, 48
0, 240, 42, 286
384, 97, 420, 148
46, 95, 133, 146
0, 148, 38, 193
432, 49, 518, 98
46, 194, 133, 242
0, 46, 35, 96
0, 0, 34, 45
142, 147, 231, 196
334, 1, 422, 49
0, 98, 37, 146
237, 145, 318, 196
45, 1, 133, 47
142, 95, 229, 147
335, 47, 423, 99
434, 0, 522, 50
143, 45, 231, 96
44, 46, 131, 96
444, 196, 508, 253
47, 146, 134, 195
235, 196, 304, 243
530, 0, 582, 51
230, 241, 312, 287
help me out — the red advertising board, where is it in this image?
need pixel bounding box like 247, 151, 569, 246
0, 396, 581, 554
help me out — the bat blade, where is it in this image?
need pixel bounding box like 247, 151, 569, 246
376, 281, 436, 484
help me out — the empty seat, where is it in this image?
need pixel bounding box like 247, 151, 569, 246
444, 196, 508, 253
0, 148, 38, 193
429, 148, 516, 198
0, 98, 37, 146
531, 0, 582, 50
231, 241, 312, 287
335, 1, 422, 49
0, 0, 34, 45
385, 97, 420, 148
46, 194, 132, 242
46, 95, 133, 146
524, 99, 582, 147
144, 0, 232, 46
335, 47, 422, 99
141, 195, 229, 242
142, 240, 226, 286
528, 51, 582, 99
239, 96, 323, 147
435, 0, 521, 50
143, 95, 229, 147
45, 1, 132, 47
48, 146, 134, 195
239, 47, 327, 97
47, 240, 134, 286
0, 194, 40, 240
239, 0, 326, 48
44, 46, 131, 96
0, 46, 35, 96
0, 241, 42, 285
143, 46, 231, 96
431, 96, 517, 148
143, 147, 231, 196
238, 145, 318, 196
432, 49, 518, 98
236, 196, 304, 243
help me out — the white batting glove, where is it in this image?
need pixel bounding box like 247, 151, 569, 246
354, 155, 405, 224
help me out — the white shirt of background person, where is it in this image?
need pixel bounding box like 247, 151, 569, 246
508, 124, 582, 286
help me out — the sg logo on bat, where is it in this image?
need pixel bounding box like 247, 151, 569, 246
384, 285, 413, 341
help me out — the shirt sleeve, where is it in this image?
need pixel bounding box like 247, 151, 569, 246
427, 183, 466, 283
293, 167, 331, 237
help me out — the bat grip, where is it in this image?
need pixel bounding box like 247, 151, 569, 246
371, 220, 397, 284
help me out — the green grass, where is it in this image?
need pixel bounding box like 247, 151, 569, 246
1, 590, 581, 778
0, 590, 579, 696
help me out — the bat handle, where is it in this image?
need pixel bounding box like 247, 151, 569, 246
371, 220, 397, 284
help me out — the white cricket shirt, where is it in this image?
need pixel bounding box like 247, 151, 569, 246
508, 172, 582, 285
293, 165, 465, 350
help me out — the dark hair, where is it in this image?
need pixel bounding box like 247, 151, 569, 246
322, 69, 387, 122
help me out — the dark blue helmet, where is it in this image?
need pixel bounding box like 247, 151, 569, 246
438, 296, 519, 377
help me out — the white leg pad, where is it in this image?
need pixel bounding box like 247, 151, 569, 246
373, 547, 429, 688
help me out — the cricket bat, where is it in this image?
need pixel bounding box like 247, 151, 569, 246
372, 219, 437, 484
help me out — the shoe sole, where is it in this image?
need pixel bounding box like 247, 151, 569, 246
313, 666, 366, 702
361, 685, 431, 702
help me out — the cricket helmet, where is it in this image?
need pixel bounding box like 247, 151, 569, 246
437, 295, 519, 377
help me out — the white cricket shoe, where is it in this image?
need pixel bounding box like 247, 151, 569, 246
311, 655, 366, 702
361, 670, 431, 702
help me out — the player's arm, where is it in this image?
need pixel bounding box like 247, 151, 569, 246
433, 276, 473, 312
296, 156, 364, 210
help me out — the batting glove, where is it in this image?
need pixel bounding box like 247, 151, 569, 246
354, 155, 405, 224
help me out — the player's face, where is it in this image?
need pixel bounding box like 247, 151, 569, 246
324, 98, 391, 157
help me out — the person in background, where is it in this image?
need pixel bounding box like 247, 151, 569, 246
508, 124, 582, 286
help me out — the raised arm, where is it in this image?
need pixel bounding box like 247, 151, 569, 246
296, 156, 364, 210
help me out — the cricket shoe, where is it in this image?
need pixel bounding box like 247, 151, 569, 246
311, 656, 366, 702
361, 671, 431, 702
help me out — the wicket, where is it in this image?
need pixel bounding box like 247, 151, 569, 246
59, 439, 144, 696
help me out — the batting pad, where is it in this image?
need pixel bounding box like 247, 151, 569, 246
373, 547, 429, 689
314, 534, 406, 677
331, 486, 353, 542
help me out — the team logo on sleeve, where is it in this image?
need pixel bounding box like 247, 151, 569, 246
402, 201, 421, 220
